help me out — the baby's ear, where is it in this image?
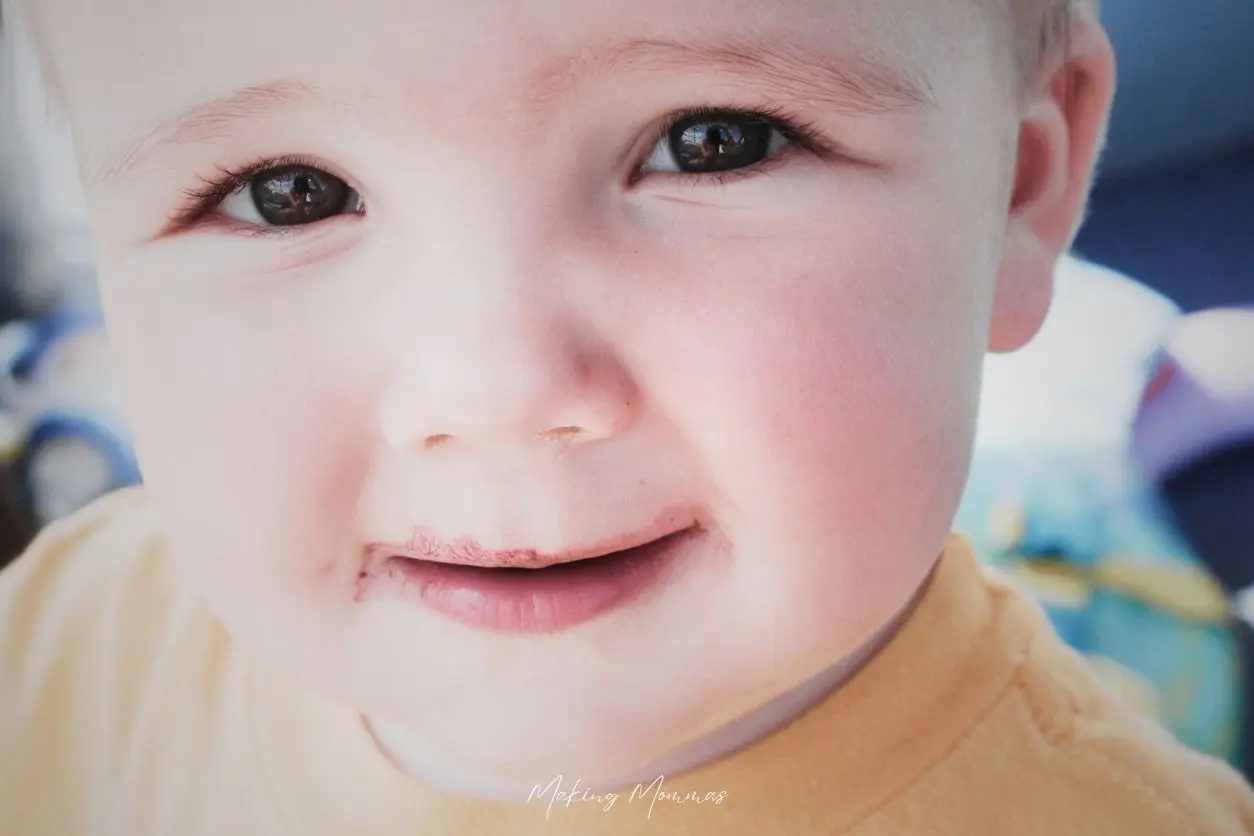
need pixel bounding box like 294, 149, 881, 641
990, 5, 1116, 353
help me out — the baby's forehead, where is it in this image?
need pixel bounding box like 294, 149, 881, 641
29, 0, 971, 136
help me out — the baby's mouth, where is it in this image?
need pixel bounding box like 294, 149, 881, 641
355, 524, 702, 633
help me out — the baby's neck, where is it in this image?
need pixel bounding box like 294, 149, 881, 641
368, 571, 930, 802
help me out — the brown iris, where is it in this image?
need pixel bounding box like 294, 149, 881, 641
251, 165, 352, 226
667, 114, 772, 173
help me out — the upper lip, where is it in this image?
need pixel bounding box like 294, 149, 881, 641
362, 514, 696, 571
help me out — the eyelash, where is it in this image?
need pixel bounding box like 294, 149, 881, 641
167, 106, 830, 236
170, 153, 333, 236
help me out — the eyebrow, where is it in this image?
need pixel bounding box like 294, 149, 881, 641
533, 37, 934, 115
91, 37, 932, 187
91, 80, 323, 186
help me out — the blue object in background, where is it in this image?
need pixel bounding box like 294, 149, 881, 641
1077, 0, 1254, 312
1097, 0, 1254, 180
0, 309, 141, 527
1077, 150, 1254, 313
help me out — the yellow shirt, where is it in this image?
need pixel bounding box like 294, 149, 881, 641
3, 489, 1253, 835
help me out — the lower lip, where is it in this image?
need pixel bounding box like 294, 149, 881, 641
357, 528, 699, 634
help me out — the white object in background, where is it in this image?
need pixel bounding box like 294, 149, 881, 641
975, 256, 1180, 453
1, 10, 98, 312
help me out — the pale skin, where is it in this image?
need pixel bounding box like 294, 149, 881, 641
25, 0, 1113, 798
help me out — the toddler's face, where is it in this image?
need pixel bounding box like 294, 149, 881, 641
39, 0, 1033, 784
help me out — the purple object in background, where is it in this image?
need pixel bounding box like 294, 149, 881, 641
1133, 305, 1254, 593
1134, 306, 1254, 482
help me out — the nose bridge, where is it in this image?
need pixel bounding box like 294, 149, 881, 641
385, 150, 559, 350
408, 171, 569, 368
425, 270, 586, 419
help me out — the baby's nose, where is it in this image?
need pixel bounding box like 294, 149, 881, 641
376, 306, 639, 454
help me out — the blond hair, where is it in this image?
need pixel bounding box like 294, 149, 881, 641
1009, 0, 1096, 90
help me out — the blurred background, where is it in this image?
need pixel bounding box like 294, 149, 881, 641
1072, 0, 1254, 312
1, 0, 1252, 776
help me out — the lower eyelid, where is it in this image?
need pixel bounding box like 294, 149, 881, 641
637, 140, 802, 188
195, 210, 366, 241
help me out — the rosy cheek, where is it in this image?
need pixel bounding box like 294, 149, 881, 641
617, 200, 983, 535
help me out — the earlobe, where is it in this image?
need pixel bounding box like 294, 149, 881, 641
989, 6, 1116, 353
988, 228, 1057, 353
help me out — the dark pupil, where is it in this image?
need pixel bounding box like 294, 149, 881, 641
669, 116, 771, 173
251, 166, 349, 226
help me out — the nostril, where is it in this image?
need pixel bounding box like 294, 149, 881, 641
423, 434, 453, 451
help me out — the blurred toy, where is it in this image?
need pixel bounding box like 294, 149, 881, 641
954, 258, 1243, 765
1, 34, 117, 528
0, 309, 141, 528
1132, 303, 1254, 770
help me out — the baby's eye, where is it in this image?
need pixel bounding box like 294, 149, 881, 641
641, 110, 792, 177
217, 164, 364, 227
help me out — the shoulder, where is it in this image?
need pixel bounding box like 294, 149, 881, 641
1008, 621, 1254, 835
0, 488, 229, 831
0, 487, 182, 669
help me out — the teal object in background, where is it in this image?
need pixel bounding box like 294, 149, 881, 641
954, 258, 1243, 764
955, 450, 1240, 761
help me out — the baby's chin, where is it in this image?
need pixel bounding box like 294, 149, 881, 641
365, 699, 719, 798
339, 650, 770, 793
356, 625, 892, 799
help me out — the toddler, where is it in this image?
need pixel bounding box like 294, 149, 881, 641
2, 0, 1253, 832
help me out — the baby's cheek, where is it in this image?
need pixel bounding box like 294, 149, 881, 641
635, 237, 981, 631
717, 310, 965, 521
131, 355, 376, 666
651, 239, 976, 491
103, 276, 376, 588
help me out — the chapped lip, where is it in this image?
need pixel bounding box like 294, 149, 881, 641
361, 510, 699, 572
